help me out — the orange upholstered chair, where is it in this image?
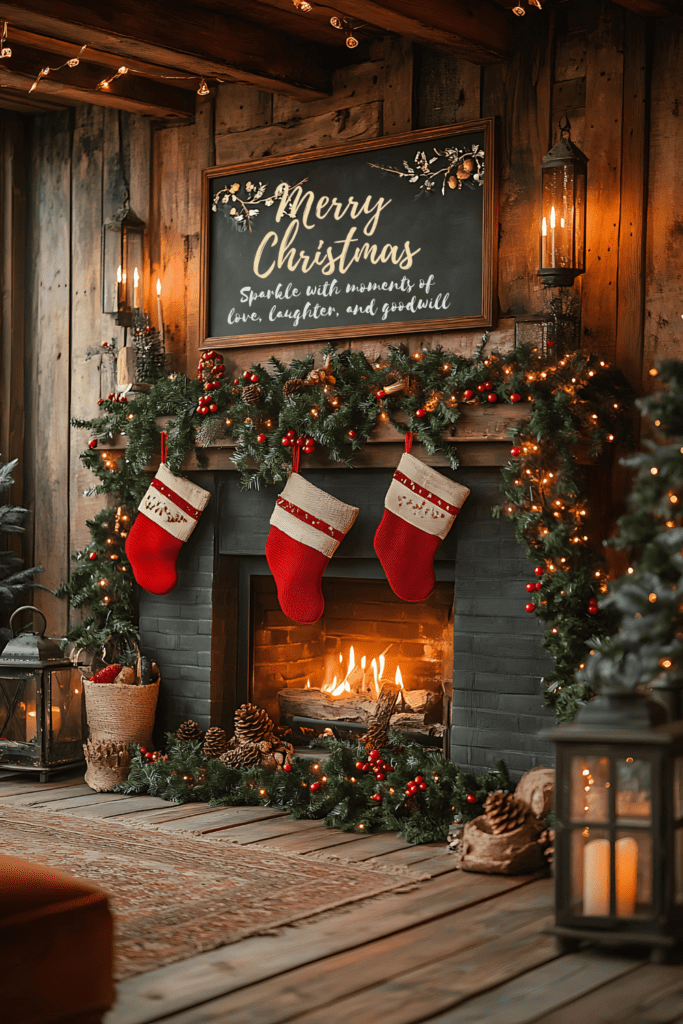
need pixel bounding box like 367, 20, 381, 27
0, 855, 115, 1024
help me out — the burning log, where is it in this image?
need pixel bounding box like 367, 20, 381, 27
362, 680, 400, 750
277, 687, 443, 736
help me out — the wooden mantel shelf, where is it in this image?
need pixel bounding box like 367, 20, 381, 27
107, 404, 522, 471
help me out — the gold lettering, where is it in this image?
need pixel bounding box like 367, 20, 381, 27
253, 231, 278, 279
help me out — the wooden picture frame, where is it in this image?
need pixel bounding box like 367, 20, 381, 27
200, 118, 496, 350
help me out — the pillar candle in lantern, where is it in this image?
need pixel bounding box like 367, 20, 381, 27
583, 837, 610, 915
615, 836, 638, 917
133, 266, 140, 310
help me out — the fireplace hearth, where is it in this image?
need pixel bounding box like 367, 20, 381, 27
139, 466, 556, 780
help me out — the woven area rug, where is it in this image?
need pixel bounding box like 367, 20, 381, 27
0, 806, 411, 980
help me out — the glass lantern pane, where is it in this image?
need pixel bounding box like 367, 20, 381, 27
570, 754, 610, 823
675, 829, 683, 904
47, 668, 84, 759
674, 757, 683, 821
541, 164, 576, 271
0, 672, 40, 749
102, 222, 122, 314
615, 829, 652, 918
616, 757, 652, 824
124, 227, 144, 311
570, 826, 610, 915
574, 167, 586, 271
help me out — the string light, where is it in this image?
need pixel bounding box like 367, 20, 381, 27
1, 21, 10, 58
197, 79, 210, 96
292, 0, 313, 9
97, 66, 128, 91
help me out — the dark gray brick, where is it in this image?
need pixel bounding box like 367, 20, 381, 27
174, 635, 212, 652
196, 652, 212, 668
141, 631, 180, 651
180, 604, 213, 621
158, 618, 199, 635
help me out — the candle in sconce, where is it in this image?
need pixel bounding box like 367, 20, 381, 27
133, 267, 140, 310
583, 836, 639, 917
116, 265, 122, 310
550, 205, 556, 267
156, 277, 164, 343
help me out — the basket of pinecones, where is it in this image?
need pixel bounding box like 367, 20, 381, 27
456, 785, 548, 875
83, 739, 132, 792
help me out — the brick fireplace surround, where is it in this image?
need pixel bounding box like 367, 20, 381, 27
139, 466, 555, 780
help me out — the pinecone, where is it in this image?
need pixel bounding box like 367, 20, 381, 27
424, 390, 443, 412
219, 741, 262, 769
483, 790, 529, 834
259, 735, 294, 771
362, 720, 389, 753
538, 828, 555, 867
176, 720, 203, 743
283, 378, 305, 397
234, 702, 274, 743
203, 726, 228, 759
242, 383, 262, 405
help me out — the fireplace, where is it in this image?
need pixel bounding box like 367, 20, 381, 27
251, 575, 453, 747
139, 466, 556, 780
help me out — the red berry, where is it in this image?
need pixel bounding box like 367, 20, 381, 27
257, 434, 266, 443
526, 583, 535, 592
140, 748, 147, 755
369, 751, 380, 761
163, 756, 168, 761
209, 404, 218, 413
415, 408, 426, 418
418, 782, 428, 791
415, 776, 424, 783
89, 552, 98, 561
286, 429, 296, 439
362, 764, 371, 772
347, 429, 357, 439
234, 379, 240, 385
119, 396, 127, 404
466, 794, 477, 804
204, 383, 212, 392
375, 773, 386, 781
200, 407, 209, 415
525, 602, 535, 613
535, 582, 543, 591
534, 566, 544, 576
510, 393, 522, 403
196, 407, 203, 414
476, 384, 485, 392
97, 398, 104, 406
310, 781, 320, 792
371, 793, 382, 802
303, 445, 314, 454
283, 764, 292, 772
463, 389, 474, 399
107, 393, 114, 399
375, 390, 386, 399
355, 761, 365, 770
250, 373, 259, 383
510, 446, 521, 456
547, 339, 554, 347
483, 381, 493, 390
487, 393, 498, 403
243, 371, 250, 378
588, 606, 598, 615
88, 439, 98, 449
282, 438, 291, 447
385, 765, 394, 772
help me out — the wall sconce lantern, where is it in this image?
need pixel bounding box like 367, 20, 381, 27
102, 205, 145, 327
546, 691, 683, 962
0, 607, 84, 782
538, 115, 588, 288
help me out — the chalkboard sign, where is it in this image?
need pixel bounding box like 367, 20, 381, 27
200, 119, 495, 349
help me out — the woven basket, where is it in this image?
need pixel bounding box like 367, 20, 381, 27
84, 761, 131, 793
84, 679, 159, 747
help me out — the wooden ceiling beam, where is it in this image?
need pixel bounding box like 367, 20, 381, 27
7, 26, 199, 89
609, 0, 682, 14
318, 0, 512, 63
0, 87, 68, 112
5, 42, 196, 118
0, 0, 332, 98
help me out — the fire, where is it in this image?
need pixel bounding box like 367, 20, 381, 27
321, 645, 401, 699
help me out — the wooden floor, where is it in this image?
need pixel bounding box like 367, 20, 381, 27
2, 770, 683, 1024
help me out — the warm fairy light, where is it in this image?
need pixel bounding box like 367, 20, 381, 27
412, 351, 423, 361
309, 407, 319, 417
627, 567, 634, 574
666, 520, 675, 528
651, 467, 659, 475
259, 788, 266, 795
649, 593, 657, 603
225, 418, 232, 427
661, 659, 672, 668
670, 494, 679, 504
197, 79, 210, 96
650, 368, 658, 377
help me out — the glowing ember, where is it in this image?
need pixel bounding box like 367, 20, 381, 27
395, 665, 404, 689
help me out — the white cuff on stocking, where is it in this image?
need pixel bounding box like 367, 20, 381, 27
270, 473, 358, 558
384, 452, 469, 539
137, 463, 211, 543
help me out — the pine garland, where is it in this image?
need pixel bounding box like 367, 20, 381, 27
115, 733, 512, 844
61, 341, 631, 720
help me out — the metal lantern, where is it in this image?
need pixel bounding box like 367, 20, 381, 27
545, 691, 683, 962
101, 204, 145, 326
0, 607, 85, 782
538, 115, 588, 288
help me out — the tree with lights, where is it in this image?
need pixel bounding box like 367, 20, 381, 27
580, 360, 683, 697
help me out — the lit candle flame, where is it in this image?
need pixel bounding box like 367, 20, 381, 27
306, 679, 310, 688
550, 206, 556, 229
117, 265, 122, 283
542, 216, 547, 237
156, 277, 161, 297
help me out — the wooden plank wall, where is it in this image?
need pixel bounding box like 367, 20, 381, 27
6, 3, 683, 630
